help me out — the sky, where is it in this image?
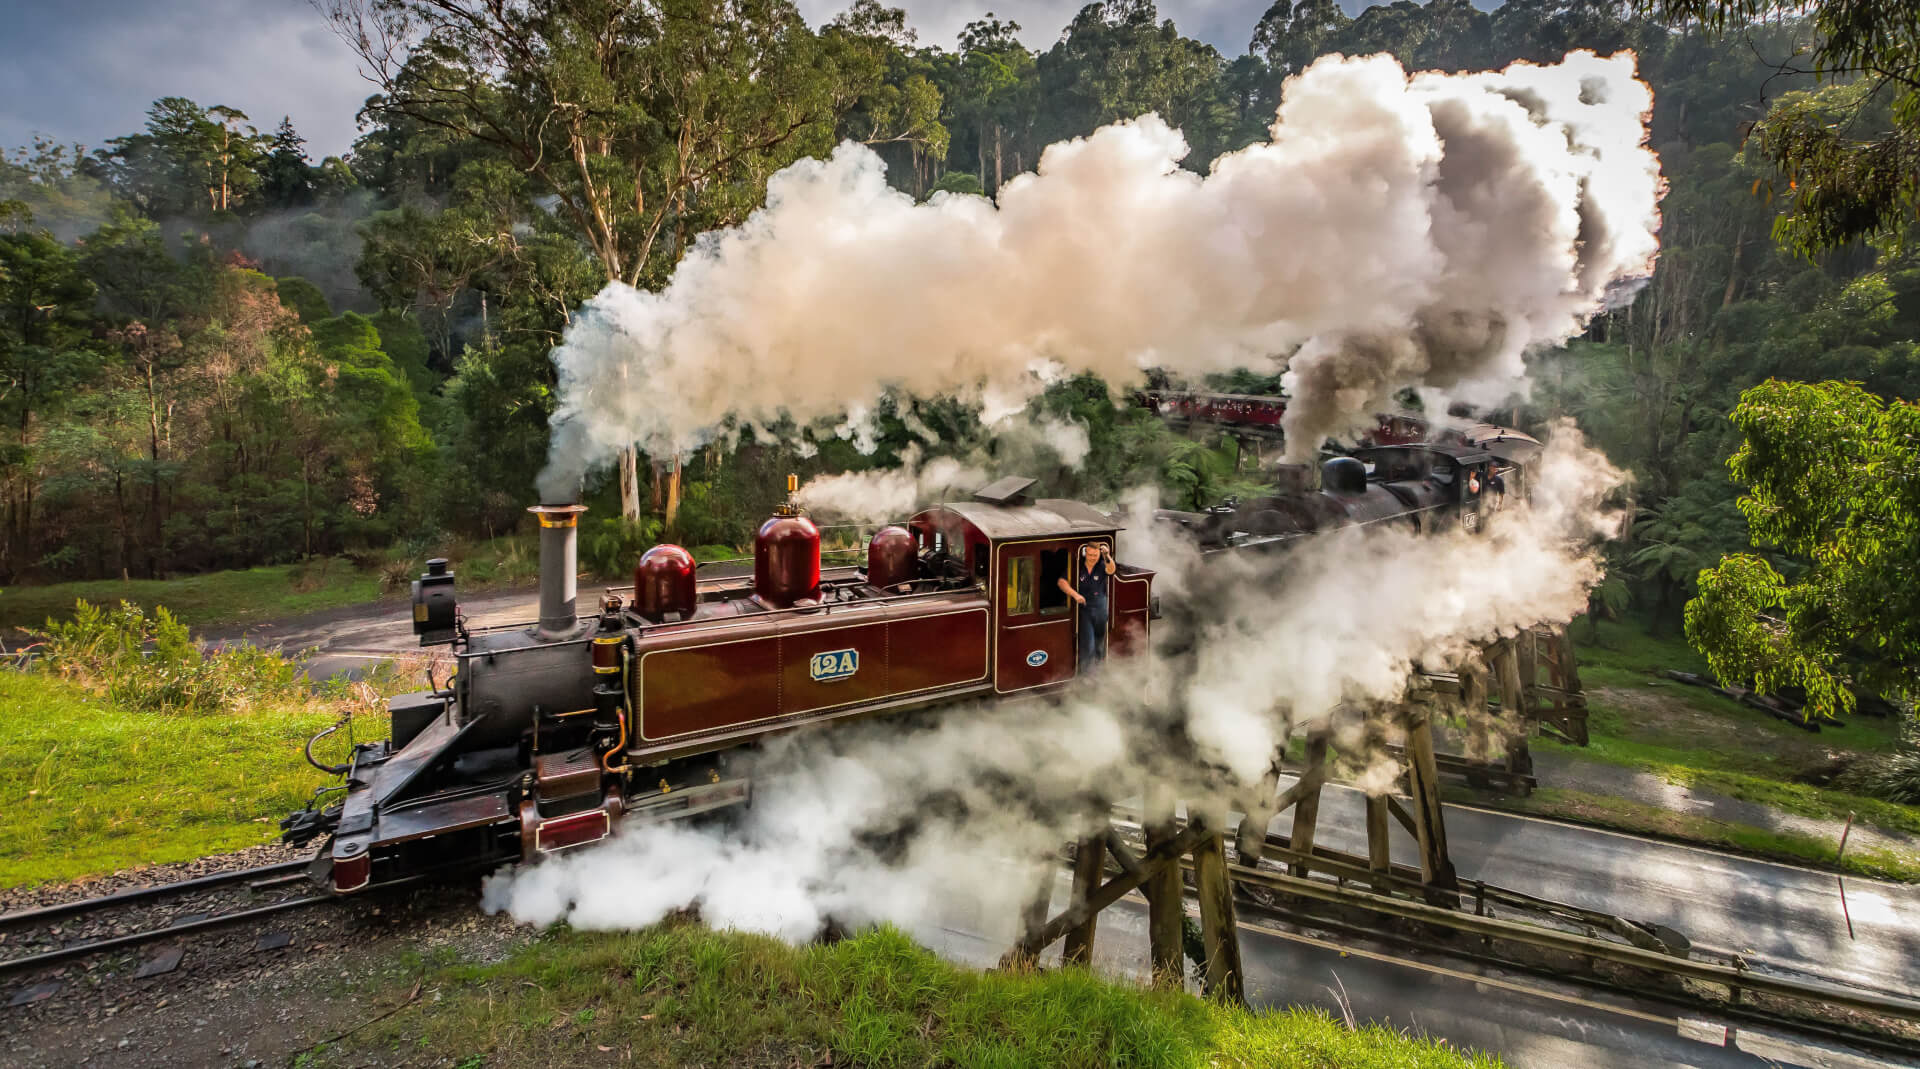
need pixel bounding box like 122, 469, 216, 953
0, 0, 1286, 161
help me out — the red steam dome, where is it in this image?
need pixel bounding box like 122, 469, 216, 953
634, 544, 697, 623
754, 514, 821, 609
866, 525, 915, 591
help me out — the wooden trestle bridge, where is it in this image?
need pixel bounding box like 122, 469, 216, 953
997, 626, 1920, 1055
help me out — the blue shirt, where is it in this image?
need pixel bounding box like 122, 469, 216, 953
1078, 557, 1111, 608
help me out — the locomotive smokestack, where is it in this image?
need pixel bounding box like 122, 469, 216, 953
529, 503, 588, 637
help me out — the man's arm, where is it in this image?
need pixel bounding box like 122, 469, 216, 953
1058, 575, 1085, 604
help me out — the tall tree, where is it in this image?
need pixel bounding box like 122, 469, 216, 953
0, 211, 97, 580
1037, 0, 1232, 166
1250, 0, 1352, 78
261, 117, 316, 209
322, 0, 927, 519
1642, 0, 1920, 255
95, 98, 263, 218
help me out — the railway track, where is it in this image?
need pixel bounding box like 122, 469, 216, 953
0, 861, 333, 981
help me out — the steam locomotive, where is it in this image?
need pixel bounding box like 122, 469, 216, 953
1150, 400, 1542, 549
282, 476, 1155, 893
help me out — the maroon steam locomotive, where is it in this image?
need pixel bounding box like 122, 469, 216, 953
282, 476, 1155, 893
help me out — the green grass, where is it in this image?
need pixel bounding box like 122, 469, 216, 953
325, 920, 1497, 1069
0, 671, 365, 887
1571, 616, 1715, 677
1554, 616, 1918, 836
1456, 786, 1920, 882
1, 562, 386, 636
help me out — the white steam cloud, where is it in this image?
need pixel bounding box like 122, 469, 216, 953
486, 427, 1629, 941
538, 49, 1660, 497
795, 450, 989, 525
795, 412, 1091, 524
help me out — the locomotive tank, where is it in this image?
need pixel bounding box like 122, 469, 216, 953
634, 544, 698, 622
754, 513, 822, 608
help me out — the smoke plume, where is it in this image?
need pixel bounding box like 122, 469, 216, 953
486, 426, 1628, 941
537, 50, 1659, 498
795, 411, 1090, 524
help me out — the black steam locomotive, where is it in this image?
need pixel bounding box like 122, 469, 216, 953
1155, 437, 1534, 550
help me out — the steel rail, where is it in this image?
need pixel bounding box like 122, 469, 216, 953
0, 894, 334, 978
0, 860, 311, 932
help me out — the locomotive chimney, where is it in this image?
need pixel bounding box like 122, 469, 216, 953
529, 503, 588, 637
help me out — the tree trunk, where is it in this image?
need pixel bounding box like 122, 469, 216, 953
978, 122, 987, 193
301, 455, 314, 559
1721, 217, 1747, 309
144, 359, 163, 578
993, 123, 1004, 193
665, 456, 683, 530
620, 445, 641, 520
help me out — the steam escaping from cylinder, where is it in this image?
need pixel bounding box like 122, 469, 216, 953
486, 426, 1629, 943
537, 49, 1659, 497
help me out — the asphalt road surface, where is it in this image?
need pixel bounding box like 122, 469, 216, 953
1267, 777, 1920, 1001
249, 589, 1919, 1066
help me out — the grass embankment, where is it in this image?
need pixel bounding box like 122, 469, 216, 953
0, 670, 377, 887
314, 921, 1495, 1069
1494, 617, 1920, 878
1452, 785, 1917, 881
0, 600, 407, 888
1, 562, 385, 636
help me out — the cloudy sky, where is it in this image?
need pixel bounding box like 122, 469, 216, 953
0, 0, 1284, 161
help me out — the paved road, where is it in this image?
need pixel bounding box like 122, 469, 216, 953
221, 584, 543, 679
917, 882, 1913, 1069
1274, 778, 1920, 1000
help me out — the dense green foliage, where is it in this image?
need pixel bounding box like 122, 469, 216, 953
2, 0, 1916, 708
1640, 0, 1920, 257
1685, 381, 1920, 718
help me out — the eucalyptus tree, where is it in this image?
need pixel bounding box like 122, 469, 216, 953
0, 209, 97, 580
320, 0, 936, 518
1640, 0, 1920, 256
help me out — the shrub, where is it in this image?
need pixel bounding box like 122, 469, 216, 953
379, 556, 419, 594
582, 516, 664, 579
1861, 719, 1920, 804
31, 599, 307, 714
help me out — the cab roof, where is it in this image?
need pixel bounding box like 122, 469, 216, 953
924, 499, 1118, 541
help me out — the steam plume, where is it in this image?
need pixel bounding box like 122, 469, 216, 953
538, 50, 1659, 497
795, 412, 1090, 524
487, 427, 1628, 940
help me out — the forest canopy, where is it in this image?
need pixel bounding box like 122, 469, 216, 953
2, 0, 1917, 727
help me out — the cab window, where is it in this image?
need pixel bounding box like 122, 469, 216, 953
1005, 555, 1035, 616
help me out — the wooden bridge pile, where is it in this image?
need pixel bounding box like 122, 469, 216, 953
1000, 624, 1586, 1004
